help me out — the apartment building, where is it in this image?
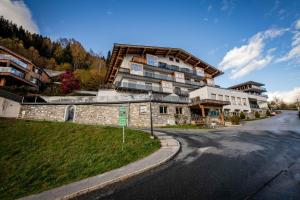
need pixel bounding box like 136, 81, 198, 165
0, 46, 49, 89
102, 44, 269, 126
105, 44, 223, 99
190, 82, 269, 117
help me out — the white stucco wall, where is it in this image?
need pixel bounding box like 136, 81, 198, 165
190, 86, 251, 112
0, 97, 21, 118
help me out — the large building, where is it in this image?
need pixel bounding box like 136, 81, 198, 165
105, 44, 223, 97
0, 46, 50, 89
14, 43, 268, 128
104, 43, 268, 126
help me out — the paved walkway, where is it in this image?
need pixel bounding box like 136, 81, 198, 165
20, 131, 180, 200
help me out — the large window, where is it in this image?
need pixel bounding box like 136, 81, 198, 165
176, 107, 183, 114
130, 63, 143, 76
211, 93, 216, 100
218, 95, 223, 101
237, 97, 241, 105
242, 98, 247, 105
159, 106, 168, 114
231, 96, 236, 105
146, 54, 158, 66
225, 95, 230, 101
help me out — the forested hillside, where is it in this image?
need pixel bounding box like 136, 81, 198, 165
0, 16, 108, 90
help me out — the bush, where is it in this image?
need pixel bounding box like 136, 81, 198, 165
230, 115, 240, 125
255, 111, 260, 118
239, 112, 246, 119
266, 110, 271, 116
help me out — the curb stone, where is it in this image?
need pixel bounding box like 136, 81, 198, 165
20, 131, 180, 200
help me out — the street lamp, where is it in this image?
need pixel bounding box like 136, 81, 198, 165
148, 91, 154, 138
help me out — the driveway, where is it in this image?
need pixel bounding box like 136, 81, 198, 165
77, 111, 300, 200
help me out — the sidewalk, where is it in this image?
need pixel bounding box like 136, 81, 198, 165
20, 131, 180, 200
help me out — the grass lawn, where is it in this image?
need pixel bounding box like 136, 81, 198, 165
161, 124, 211, 129
0, 119, 160, 200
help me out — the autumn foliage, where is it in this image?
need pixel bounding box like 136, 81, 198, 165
60, 71, 80, 94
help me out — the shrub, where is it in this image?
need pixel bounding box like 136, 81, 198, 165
230, 115, 240, 125
266, 110, 271, 116
255, 111, 260, 118
239, 111, 246, 119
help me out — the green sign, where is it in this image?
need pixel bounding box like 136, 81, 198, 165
118, 106, 127, 126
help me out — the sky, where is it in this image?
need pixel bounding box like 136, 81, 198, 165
1, 0, 300, 103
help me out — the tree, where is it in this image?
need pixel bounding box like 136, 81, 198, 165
239, 111, 246, 119
70, 39, 86, 69
60, 71, 80, 94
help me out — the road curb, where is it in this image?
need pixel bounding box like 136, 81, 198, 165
20, 131, 180, 200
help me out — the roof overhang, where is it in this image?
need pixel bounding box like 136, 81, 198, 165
190, 99, 230, 107
228, 81, 265, 89
105, 43, 224, 84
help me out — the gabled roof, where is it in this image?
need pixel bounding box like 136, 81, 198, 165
228, 81, 265, 89
0, 45, 34, 65
105, 43, 224, 83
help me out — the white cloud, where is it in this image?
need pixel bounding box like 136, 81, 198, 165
268, 87, 300, 103
0, 0, 39, 33
219, 28, 287, 79
276, 31, 300, 63
295, 19, 300, 29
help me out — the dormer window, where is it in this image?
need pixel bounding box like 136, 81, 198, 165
175, 58, 180, 63
169, 57, 174, 61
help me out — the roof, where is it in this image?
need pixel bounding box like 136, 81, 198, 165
105, 43, 224, 83
0, 45, 34, 65
44, 69, 65, 78
228, 81, 265, 89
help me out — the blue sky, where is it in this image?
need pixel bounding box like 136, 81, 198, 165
1, 0, 300, 102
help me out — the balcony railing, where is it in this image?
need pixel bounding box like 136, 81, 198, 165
116, 81, 163, 92
174, 89, 189, 97
157, 62, 200, 76
119, 67, 204, 87
144, 71, 174, 81
0, 67, 25, 78
0, 54, 29, 69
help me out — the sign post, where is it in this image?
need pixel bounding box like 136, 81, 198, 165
118, 106, 127, 149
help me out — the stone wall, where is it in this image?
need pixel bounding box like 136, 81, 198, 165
0, 97, 21, 118
75, 104, 120, 125
19, 102, 191, 128
20, 105, 66, 121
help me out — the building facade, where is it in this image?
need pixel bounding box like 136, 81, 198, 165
14, 43, 269, 127
0, 46, 50, 89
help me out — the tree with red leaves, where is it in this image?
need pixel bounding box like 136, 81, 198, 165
60, 71, 80, 94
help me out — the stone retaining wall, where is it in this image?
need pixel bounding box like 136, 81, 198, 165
19, 102, 191, 128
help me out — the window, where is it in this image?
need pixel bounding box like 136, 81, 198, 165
211, 93, 216, 100
146, 54, 158, 66
176, 107, 183, 114
139, 105, 148, 114
160, 106, 168, 114
169, 57, 174, 61
242, 98, 247, 105
237, 97, 241, 105
231, 96, 236, 105
130, 63, 143, 76
175, 58, 180, 63
225, 95, 230, 101
218, 95, 223, 101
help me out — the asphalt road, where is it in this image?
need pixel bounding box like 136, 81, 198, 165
77, 111, 300, 200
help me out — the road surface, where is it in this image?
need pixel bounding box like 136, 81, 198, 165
77, 111, 300, 200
